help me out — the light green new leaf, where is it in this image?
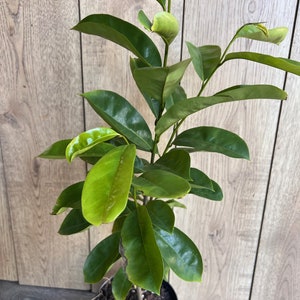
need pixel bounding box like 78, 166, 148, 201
121, 206, 164, 294
132, 169, 191, 199
52, 181, 83, 215
148, 149, 191, 180
155, 84, 287, 137
38, 139, 71, 159
224, 52, 300, 75
84, 232, 121, 283
155, 227, 203, 282
83, 90, 154, 151
138, 10, 152, 31
82, 145, 136, 226
166, 199, 187, 209
146, 200, 175, 233
236, 23, 288, 45
191, 179, 223, 201
112, 268, 132, 300
186, 42, 221, 81
132, 59, 191, 103
189, 168, 213, 191
66, 128, 119, 162
173, 126, 250, 159
73, 14, 161, 66
58, 209, 91, 235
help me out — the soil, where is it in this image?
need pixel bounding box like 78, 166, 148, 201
92, 279, 177, 300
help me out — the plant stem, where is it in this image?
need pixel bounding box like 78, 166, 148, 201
167, 0, 172, 12
136, 286, 143, 300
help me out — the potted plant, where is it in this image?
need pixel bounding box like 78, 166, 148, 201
39, 0, 300, 299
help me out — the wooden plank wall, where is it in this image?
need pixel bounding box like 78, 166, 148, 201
0, 0, 299, 299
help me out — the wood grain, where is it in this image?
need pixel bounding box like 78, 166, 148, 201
0, 142, 17, 281
251, 4, 300, 299
0, 0, 89, 289
170, 0, 298, 299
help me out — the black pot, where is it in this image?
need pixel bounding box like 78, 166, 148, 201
93, 279, 177, 300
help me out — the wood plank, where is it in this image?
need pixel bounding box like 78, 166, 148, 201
79, 0, 184, 292
0, 142, 17, 281
170, 0, 298, 299
0, 280, 96, 300
0, 1, 89, 289
251, 5, 300, 299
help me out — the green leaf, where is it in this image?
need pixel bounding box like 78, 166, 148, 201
112, 268, 132, 300
132, 59, 191, 104
66, 128, 119, 162
82, 145, 136, 226
146, 200, 175, 233
52, 181, 83, 215
132, 169, 191, 199
165, 84, 187, 110
112, 201, 136, 233
166, 199, 187, 209
173, 126, 250, 159
236, 23, 288, 45
121, 206, 163, 294
191, 179, 223, 201
156, 0, 166, 10
149, 149, 191, 180
84, 232, 121, 283
186, 42, 221, 80
58, 209, 91, 235
189, 168, 213, 191
138, 10, 152, 31
154, 227, 203, 282
79, 142, 116, 165
151, 12, 179, 45
83, 90, 154, 151
224, 52, 300, 75
155, 84, 287, 137
38, 139, 71, 159
73, 14, 161, 66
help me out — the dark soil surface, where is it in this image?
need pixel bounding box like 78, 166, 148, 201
92, 280, 177, 300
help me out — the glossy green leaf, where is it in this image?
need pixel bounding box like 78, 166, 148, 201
38, 139, 71, 159
155, 84, 287, 137
121, 206, 163, 294
186, 42, 221, 80
58, 209, 91, 235
130, 58, 161, 118
236, 23, 288, 45
73, 14, 161, 66
165, 84, 187, 110
82, 145, 136, 226
191, 179, 223, 201
154, 227, 203, 282
166, 199, 187, 209
138, 10, 152, 31
83, 90, 154, 151
149, 149, 191, 180
189, 168, 213, 191
173, 126, 250, 159
132, 169, 191, 199
79, 142, 116, 165
84, 232, 121, 283
52, 181, 83, 215
66, 128, 119, 162
132, 59, 191, 104
156, 0, 166, 10
151, 12, 179, 45
146, 200, 175, 233
112, 201, 136, 233
224, 52, 300, 75
112, 268, 132, 300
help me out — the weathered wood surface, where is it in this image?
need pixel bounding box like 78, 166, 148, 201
0, 0, 89, 289
251, 3, 300, 299
0, 0, 299, 298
